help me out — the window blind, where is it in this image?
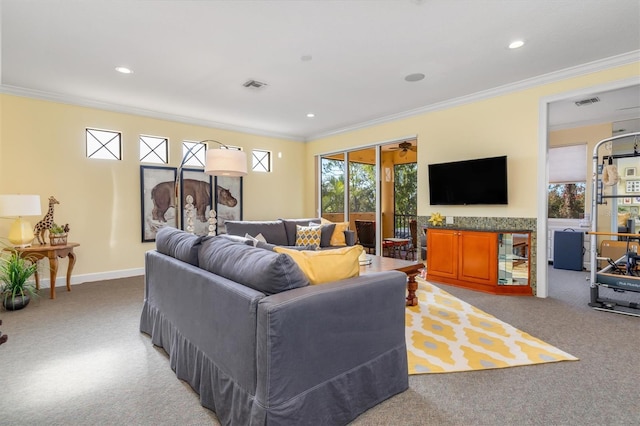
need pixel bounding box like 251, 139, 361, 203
549, 144, 587, 183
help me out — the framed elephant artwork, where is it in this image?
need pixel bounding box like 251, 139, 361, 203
180, 168, 214, 236
215, 176, 243, 234
140, 165, 177, 242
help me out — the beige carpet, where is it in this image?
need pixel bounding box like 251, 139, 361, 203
407, 278, 578, 374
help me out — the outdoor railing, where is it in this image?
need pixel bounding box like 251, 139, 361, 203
394, 214, 417, 239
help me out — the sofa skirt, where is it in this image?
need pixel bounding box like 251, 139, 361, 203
255, 344, 408, 425
140, 302, 265, 425
140, 301, 408, 425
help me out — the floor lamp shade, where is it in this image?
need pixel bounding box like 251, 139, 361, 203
0, 194, 42, 247
205, 149, 248, 176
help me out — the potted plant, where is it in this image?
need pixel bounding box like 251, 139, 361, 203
0, 248, 38, 311
49, 223, 68, 246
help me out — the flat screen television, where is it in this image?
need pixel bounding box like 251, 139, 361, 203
428, 155, 508, 205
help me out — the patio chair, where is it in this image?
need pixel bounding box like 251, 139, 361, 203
355, 220, 376, 254
404, 219, 418, 260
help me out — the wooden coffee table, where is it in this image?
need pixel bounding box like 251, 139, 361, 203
360, 255, 424, 306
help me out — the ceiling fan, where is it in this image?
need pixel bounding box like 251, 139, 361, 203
389, 141, 417, 157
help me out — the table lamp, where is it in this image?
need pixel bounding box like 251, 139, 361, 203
0, 194, 42, 247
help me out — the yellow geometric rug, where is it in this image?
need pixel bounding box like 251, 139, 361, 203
407, 279, 578, 374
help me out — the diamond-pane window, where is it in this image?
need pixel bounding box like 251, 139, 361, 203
86, 128, 121, 160
252, 149, 271, 172
182, 141, 207, 167
139, 135, 168, 164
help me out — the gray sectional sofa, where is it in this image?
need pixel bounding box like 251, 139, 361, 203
225, 218, 355, 250
140, 227, 408, 425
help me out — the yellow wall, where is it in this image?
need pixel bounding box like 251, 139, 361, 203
304, 63, 640, 220
1, 62, 638, 284
0, 95, 305, 282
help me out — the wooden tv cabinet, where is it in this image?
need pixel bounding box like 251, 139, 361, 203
426, 227, 532, 295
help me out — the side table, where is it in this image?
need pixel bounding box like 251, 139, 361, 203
11, 243, 80, 299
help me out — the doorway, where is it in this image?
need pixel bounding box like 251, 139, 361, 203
539, 80, 640, 298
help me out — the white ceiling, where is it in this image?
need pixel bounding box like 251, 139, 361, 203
1, 0, 639, 141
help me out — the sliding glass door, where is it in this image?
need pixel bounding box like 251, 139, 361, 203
320, 154, 346, 223
318, 138, 417, 256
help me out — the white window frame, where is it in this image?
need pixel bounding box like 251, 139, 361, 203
86, 128, 122, 160
252, 149, 271, 173
139, 135, 168, 164
182, 140, 207, 168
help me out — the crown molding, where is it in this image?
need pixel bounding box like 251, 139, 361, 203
307, 50, 640, 141
0, 84, 304, 142
2, 50, 638, 143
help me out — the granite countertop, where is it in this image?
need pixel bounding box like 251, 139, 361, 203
423, 226, 531, 233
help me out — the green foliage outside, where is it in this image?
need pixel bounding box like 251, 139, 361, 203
394, 163, 417, 216
321, 158, 417, 217
349, 162, 375, 212
548, 183, 585, 219
321, 158, 345, 213
320, 158, 377, 213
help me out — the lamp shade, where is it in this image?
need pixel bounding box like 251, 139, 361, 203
0, 194, 41, 247
205, 149, 248, 177
0, 194, 42, 217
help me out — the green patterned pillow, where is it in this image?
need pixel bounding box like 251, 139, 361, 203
295, 225, 321, 249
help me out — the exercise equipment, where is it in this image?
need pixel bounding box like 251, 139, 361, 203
589, 132, 640, 317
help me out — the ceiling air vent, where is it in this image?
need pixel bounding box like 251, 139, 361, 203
574, 97, 600, 106
242, 79, 268, 89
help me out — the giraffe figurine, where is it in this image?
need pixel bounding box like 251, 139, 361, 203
33, 196, 59, 245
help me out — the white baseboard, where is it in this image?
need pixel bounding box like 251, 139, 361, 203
35, 268, 144, 288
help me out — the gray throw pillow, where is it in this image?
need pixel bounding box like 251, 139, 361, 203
256, 241, 278, 251
225, 220, 289, 246
198, 237, 310, 295
281, 218, 322, 246
155, 227, 203, 266
318, 223, 336, 247
217, 234, 255, 246
279, 218, 335, 247
256, 242, 314, 252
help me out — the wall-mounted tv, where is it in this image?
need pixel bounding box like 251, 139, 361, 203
428, 155, 508, 205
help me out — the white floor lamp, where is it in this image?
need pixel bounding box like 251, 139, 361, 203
176, 140, 248, 235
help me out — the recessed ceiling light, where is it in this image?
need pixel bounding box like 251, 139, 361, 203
508, 40, 525, 49
301, 55, 313, 62
404, 73, 425, 82
306, 113, 315, 118
115, 66, 133, 74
